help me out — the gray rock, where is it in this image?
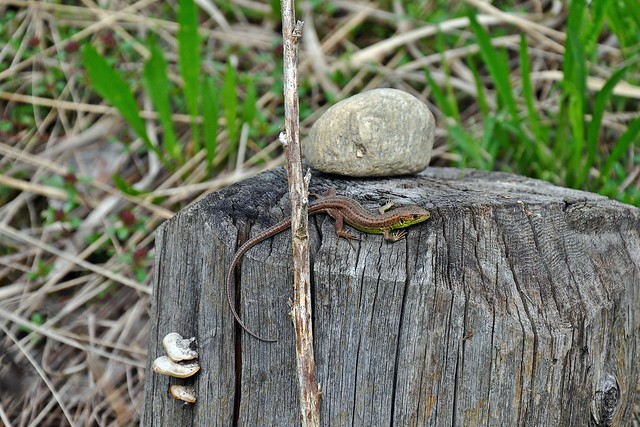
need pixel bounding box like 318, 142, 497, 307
304, 88, 434, 177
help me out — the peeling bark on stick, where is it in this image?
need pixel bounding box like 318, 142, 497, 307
280, 0, 321, 425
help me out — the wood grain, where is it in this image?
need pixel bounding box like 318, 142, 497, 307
142, 167, 640, 426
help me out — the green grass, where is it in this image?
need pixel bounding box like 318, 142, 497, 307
80, 0, 265, 173
426, 1, 640, 205
82, 43, 159, 158
78, 0, 640, 205
5, 0, 636, 266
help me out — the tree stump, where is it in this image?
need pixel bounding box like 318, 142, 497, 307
142, 167, 640, 426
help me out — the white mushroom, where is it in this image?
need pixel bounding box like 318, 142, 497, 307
170, 385, 197, 404
162, 333, 198, 362
152, 356, 200, 378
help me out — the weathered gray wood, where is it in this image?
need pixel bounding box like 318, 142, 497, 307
142, 167, 640, 426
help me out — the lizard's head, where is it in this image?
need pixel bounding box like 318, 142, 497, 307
391, 206, 431, 229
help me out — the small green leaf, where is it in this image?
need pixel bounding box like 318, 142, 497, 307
449, 125, 488, 169
135, 268, 148, 283
584, 65, 629, 183
601, 116, 640, 181
434, 31, 460, 122
241, 75, 257, 126
622, 0, 640, 30
566, 81, 584, 184
519, 35, 541, 143
468, 13, 518, 124
583, 0, 610, 58
480, 116, 497, 169
113, 174, 143, 196
178, 0, 202, 153
202, 77, 220, 168
31, 312, 44, 326
81, 44, 159, 157
269, 0, 280, 20
425, 69, 455, 119
116, 227, 130, 240
222, 60, 238, 166
143, 36, 181, 162
563, 1, 588, 185
564, 0, 587, 97
467, 55, 489, 119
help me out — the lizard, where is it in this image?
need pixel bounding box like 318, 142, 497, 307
226, 188, 431, 342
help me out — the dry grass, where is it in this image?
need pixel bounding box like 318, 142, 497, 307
0, 2, 285, 423
0, 0, 638, 425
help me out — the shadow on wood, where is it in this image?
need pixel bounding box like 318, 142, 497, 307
142, 167, 640, 426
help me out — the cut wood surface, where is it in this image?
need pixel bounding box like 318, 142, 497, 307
142, 167, 640, 426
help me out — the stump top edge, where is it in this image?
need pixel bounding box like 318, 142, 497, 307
162, 166, 639, 234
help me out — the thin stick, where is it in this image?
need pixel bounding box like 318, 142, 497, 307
280, 0, 321, 425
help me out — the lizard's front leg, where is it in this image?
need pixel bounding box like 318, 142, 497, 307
383, 228, 406, 242
326, 209, 359, 240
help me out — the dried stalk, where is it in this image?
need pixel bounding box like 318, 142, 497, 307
280, 0, 321, 425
